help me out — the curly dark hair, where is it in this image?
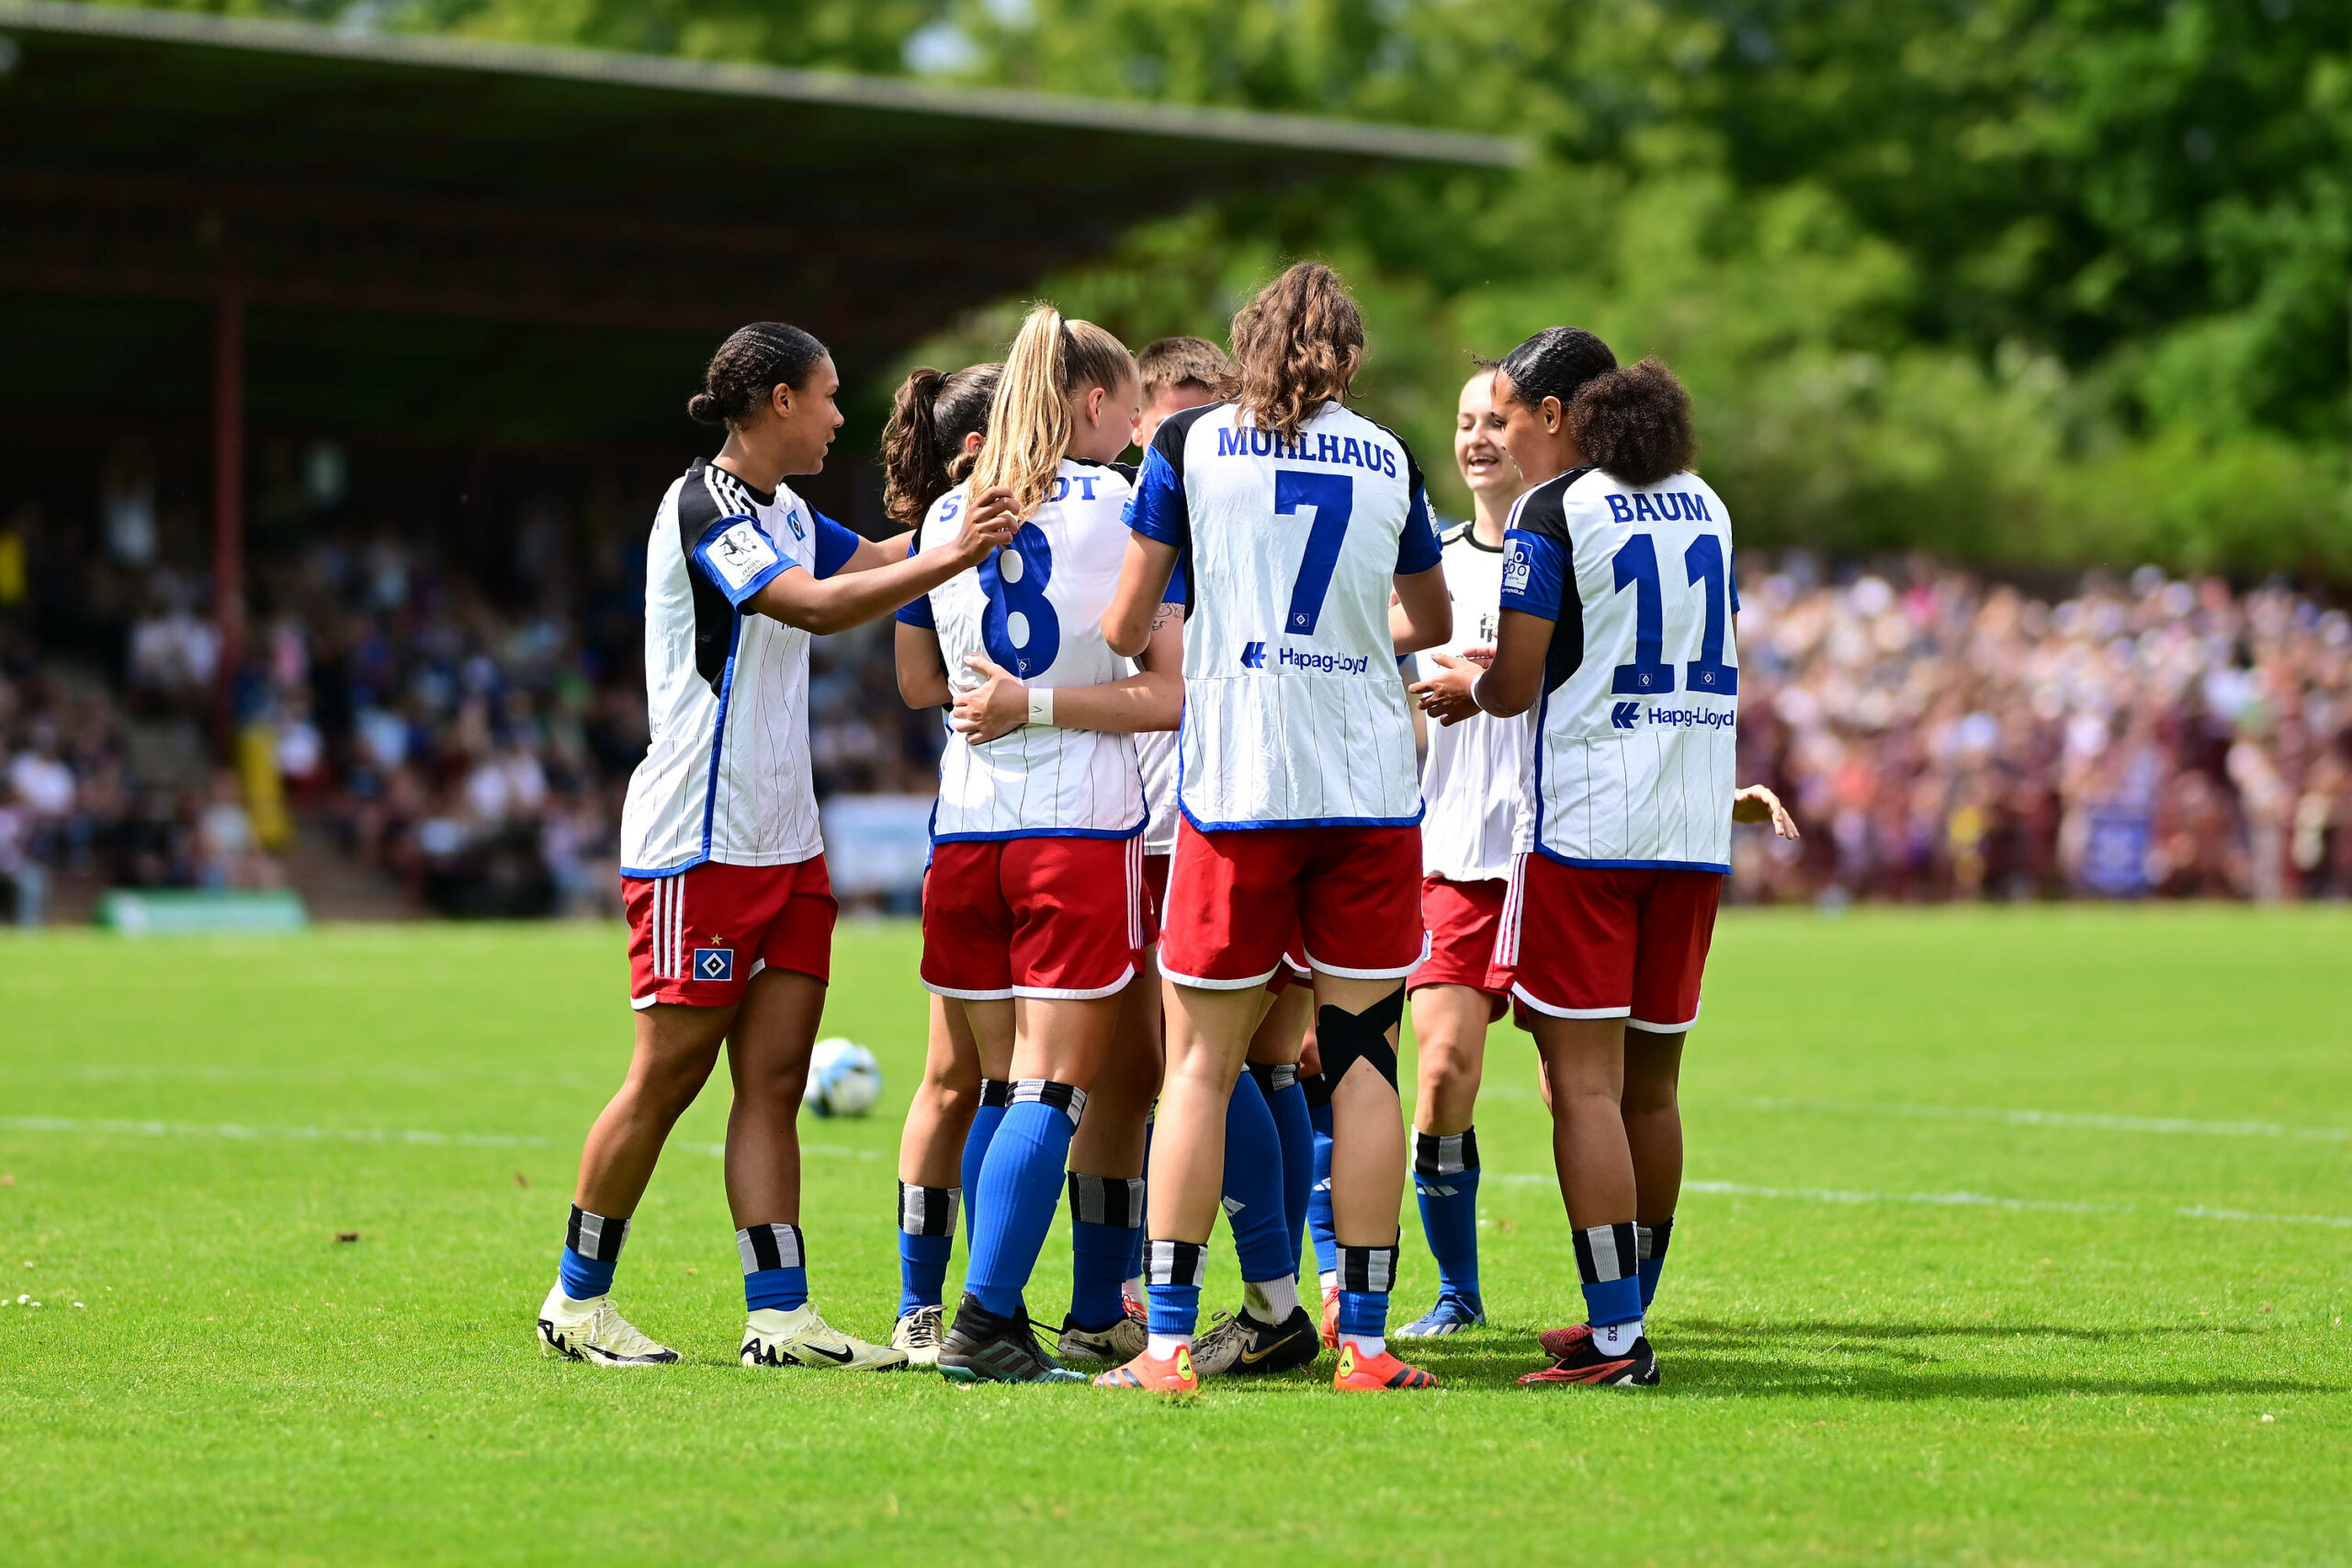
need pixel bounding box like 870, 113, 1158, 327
1219, 262, 1363, 440
1567, 358, 1696, 487
685, 322, 829, 427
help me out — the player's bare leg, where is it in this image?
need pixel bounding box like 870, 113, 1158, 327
1317, 972, 1434, 1389
890, 996, 984, 1362
1188, 983, 1320, 1378
540, 1000, 733, 1365
1400, 983, 1490, 1336
1523, 1014, 1655, 1386
718, 967, 906, 1371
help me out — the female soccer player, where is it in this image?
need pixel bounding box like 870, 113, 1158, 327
893, 304, 1183, 1383
537, 323, 1016, 1371
1416, 329, 1783, 1386
1389, 364, 1531, 1339
874, 361, 1004, 1367
1098, 262, 1454, 1394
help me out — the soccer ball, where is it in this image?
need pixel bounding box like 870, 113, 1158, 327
802, 1037, 883, 1119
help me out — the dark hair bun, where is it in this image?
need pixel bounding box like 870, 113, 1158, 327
688, 322, 827, 430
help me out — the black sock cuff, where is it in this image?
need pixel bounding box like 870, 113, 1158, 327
1411, 1125, 1478, 1177
979, 1077, 1012, 1108
1298, 1069, 1332, 1110
898, 1182, 959, 1237
737, 1222, 804, 1275
1246, 1060, 1300, 1098
1010, 1078, 1087, 1128
1068, 1171, 1146, 1228
1146, 1238, 1206, 1289
1638, 1216, 1674, 1262
566, 1205, 629, 1262
1574, 1223, 1639, 1284
1336, 1240, 1398, 1293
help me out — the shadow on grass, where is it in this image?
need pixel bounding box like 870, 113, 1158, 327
1383, 1319, 2346, 1401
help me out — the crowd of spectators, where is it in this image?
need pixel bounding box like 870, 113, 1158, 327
1728, 557, 2352, 904
6, 486, 2348, 921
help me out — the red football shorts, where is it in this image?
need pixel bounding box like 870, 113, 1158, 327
922, 835, 1150, 1000
1409, 874, 1510, 1021
1142, 852, 1171, 939
1159, 820, 1424, 990
625, 855, 836, 1010
1491, 854, 1723, 1032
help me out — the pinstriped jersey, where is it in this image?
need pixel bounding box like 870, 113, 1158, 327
1126, 400, 1442, 830
1419, 521, 1534, 883
1498, 467, 1739, 872
897, 458, 1147, 841
618, 460, 862, 876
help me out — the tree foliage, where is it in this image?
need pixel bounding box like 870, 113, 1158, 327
115, 0, 2352, 574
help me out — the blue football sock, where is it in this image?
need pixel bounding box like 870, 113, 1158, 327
1576, 1222, 1643, 1326
1068, 1172, 1144, 1329
1306, 1095, 1338, 1279
558, 1204, 628, 1299
1250, 1063, 1316, 1277
1412, 1125, 1483, 1303
966, 1084, 1083, 1319
738, 1222, 807, 1313
961, 1079, 1010, 1246
1222, 1070, 1295, 1287
1146, 1238, 1205, 1339
896, 1181, 959, 1316
1638, 1216, 1674, 1309
1335, 1240, 1398, 1337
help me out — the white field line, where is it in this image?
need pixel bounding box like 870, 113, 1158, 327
0, 1116, 880, 1161
1724, 1096, 2352, 1143
1489, 1172, 2352, 1229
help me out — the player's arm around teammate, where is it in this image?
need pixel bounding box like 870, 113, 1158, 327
892, 307, 1175, 1383
1097, 263, 1451, 1395
537, 325, 1014, 1376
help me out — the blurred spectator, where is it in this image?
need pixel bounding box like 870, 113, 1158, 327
1733, 558, 2352, 904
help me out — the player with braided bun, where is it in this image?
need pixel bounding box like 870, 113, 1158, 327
537, 323, 1015, 1375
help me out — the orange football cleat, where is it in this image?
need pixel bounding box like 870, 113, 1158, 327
1537, 1323, 1593, 1359
1331, 1342, 1437, 1391
1093, 1344, 1198, 1395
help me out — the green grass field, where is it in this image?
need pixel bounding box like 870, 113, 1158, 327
4, 908, 2348, 1564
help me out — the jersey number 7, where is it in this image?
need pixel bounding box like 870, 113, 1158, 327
1275, 470, 1354, 637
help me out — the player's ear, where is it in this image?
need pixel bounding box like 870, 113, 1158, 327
1541, 395, 1565, 434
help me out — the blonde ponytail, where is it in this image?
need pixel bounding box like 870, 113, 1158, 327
968, 303, 1136, 522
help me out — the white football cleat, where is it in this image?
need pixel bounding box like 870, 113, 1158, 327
1056, 1313, 1147, 1365
891, 1303, 945, 1368
537, 1284, 679, 1366
741, 1304, 910, 1371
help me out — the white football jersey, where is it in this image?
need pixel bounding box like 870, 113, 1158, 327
620, 460, 865, 876
1419, 521, 1533, 883
899, 458, 1147, 840
1128, 400, 1442, 829
1498, 467, 1739, 871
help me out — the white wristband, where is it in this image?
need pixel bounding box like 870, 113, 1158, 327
1025, 687, 1054, 728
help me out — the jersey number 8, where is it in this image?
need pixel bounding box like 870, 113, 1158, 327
979, 524, 1061, 679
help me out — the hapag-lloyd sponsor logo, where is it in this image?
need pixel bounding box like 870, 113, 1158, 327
1276, 647, 1370, 676
1642, 705, 1736, 730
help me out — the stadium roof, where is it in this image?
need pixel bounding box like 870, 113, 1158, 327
0, 0, 1520, 445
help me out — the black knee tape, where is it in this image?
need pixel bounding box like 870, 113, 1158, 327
1315, 986, 1404, 1093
